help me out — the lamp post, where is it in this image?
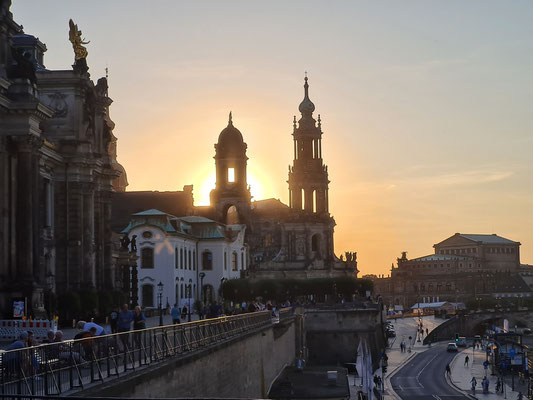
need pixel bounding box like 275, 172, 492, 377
220, 277, 226, 314
199, 272, 206, 305
187, 284, 192, 322
45, 272, 55, 320
157, 281, 164, 326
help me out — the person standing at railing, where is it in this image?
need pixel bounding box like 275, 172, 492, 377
133, 306, 146, 348
171, 304, 181, 324
117, 304, 133, 349
3, 332, 30, 375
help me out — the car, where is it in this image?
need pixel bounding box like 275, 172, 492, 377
386, 330, 396, 338
457, 337, 467, 347
447, 343, 458, 352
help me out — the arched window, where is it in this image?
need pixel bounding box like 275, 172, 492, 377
193, 250, 196, 270
232, 252, 238, 271
188, 250, 192, 270
446, 282, 452, 292
141, 248, 154, 269
180, 248, 184, 269
224, 252, 227, 270
175, 248, 178, 269
142, 284, 154, 307
312, 189, 317, 213
202, 250, 213, 270
226, 205, 239, 224
180, 283, 184, 299
175, 283, 179, 304
301, 188, 305, 210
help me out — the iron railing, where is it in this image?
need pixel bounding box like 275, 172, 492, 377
0, 311, 276, 396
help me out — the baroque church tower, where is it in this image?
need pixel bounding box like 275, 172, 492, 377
209, 112, 251, 223
288, 76, 329, 214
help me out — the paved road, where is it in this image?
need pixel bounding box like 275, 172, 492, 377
391, 343, 471, 400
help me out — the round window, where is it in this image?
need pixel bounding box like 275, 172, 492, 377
142, 231, 153, 239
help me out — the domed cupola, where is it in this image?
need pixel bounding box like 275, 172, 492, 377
298, 76, 315, 116
215, 112, 247, 158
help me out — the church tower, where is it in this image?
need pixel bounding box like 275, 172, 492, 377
210, 112, 251, 223
288, 76, 329, 214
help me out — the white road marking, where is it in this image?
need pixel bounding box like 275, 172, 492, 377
415, 351, 440, 388
433, 395, 442, 400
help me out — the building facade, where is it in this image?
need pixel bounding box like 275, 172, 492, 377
122, 209, 246, 309
371, 233, 531, 309
0, 2, 126, 318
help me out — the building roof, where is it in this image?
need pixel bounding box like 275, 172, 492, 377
410, 254, 474, 262
458, 234, 518, 245
178, 215, 215, 224
133, 209, 168, 216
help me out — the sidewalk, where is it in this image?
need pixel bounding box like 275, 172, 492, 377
1, 313, 199, 349
449, 347, 528, 399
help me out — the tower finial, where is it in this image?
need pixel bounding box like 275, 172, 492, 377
317, 114, 321, 128
229, 111, 233, 125
293, 115, 297, 130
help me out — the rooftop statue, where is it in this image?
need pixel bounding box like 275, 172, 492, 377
68, 19, 89, 60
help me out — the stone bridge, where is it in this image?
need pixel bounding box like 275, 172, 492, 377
424, 310, 533, 344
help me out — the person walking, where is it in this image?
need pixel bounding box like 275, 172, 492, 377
171, 304, 180, 324
517, 391, 523, 400
445, 363, 451, 376
133, 306, 146, 348
117, 304, 133, 349
109, 309, 118, 333
464, 355, 469, 367
471, 377, 477, 395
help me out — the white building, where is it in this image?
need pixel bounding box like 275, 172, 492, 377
122, 209, 247, 310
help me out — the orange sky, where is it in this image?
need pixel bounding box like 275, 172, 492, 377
12, 1, 533, 276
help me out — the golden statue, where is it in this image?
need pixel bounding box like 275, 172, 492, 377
68, 19, 89, 60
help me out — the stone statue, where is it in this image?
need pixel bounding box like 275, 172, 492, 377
130, 235, 137, 252
9, 47, 36, 83
68, 19, 89, 60
120, 234, 130, 251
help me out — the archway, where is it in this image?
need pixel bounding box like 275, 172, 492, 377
225, 205, 240, 224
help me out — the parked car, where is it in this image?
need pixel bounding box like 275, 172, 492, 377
447, 343, 458, 352
386, 330, 396, 338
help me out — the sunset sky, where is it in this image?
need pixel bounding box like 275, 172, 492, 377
12, 1, 533, 276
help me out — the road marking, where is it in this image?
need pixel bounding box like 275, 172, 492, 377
433, 395, 442, 400
415, 351, 440, 388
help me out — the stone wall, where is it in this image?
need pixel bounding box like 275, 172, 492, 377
84, 320, 296, 398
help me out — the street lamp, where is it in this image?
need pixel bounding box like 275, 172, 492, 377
199, 272, 206, 306
220, 277, 227, 314
187, 284, 192, 322
157, 281, 164, 326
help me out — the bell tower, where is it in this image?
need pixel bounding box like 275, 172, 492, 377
210, 112, 251, 223
288, 76, 329, 214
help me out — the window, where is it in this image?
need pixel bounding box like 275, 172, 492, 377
228, 168, 235, 183
312, 234, 320, 252
142, 285, 154, 307
232, 252, 238, 271
193, 250, 196, 270
224, 252, 227, 270
473, 248, 477, 253
142, 231, 152, 239
188, 250, 192, 270
241, 252, 245, 270
141, 248, 154, 269
446, 283, 452, 292
175, 248, 178, 269
202, 251, 213, 270
180, 248, 183, 269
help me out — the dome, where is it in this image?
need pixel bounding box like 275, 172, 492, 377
298, 76, 315, 115
216, 112, 247, 156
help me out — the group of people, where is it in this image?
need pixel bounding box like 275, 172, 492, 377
470, 376, 490, 394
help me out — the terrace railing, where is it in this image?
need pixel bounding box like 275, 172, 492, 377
0, 311, 275, 396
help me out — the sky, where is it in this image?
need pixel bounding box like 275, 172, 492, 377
12, 1, 533, 276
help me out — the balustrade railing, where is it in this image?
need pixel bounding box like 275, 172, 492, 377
0, 311, 275, 396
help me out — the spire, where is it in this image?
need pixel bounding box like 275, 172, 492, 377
298, 74, 315, 115
228, 111, 233, 125
293, 115, 297, 130
317, 114, 321, 129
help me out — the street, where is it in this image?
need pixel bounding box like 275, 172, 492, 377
391, 344, 469, 399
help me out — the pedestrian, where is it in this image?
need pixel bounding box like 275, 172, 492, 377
171, 303, 181, 324
76, 320, 105, 336
482, 376, 489, 393
471, 377, 477, 395
109, 309, 118, 333
496, 377, 502, 393
518, 391, 523, 400
117, 303, 133, 349
445, 363, 451, 376
464, 355, 469, 367
133, 305, 146, 348
181, 305, 188, 321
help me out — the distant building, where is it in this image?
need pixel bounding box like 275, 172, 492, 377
372, 233, 531, 309
121, 209, 246, 308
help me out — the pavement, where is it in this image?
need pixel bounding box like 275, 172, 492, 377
1, 312, 200, 349
449, 346, 528, 399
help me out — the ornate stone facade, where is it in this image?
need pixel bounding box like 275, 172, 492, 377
0, 1, 126, 317
370, 233, 530, 309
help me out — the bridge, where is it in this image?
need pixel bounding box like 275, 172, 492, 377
424, 309, 533, 344
0, 303, 385, 398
